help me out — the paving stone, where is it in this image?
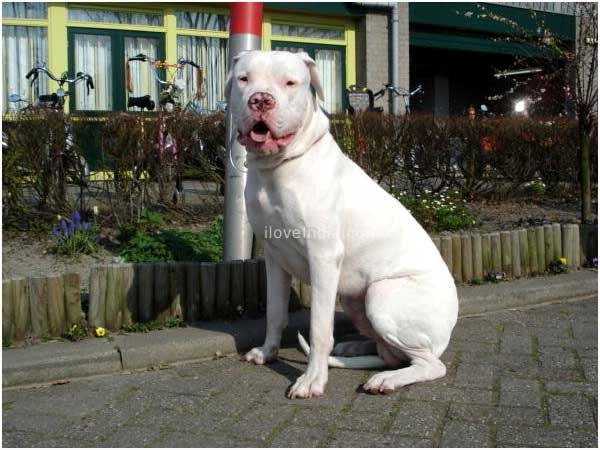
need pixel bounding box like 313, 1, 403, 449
351, 391, 402, 414
334, 410, 390, 434
500, 334, 531, 354
500, 378, 540, 408
539, 347, 578, 370
496, 424, 597, 447
154, 431, 262, 448
228, 403, 297, 443
270, 425, 329, 447
454, 363, 496, 389
546, 380, 598, 396
399, 384, 493, 405
448, 403, 545, 426
440, 420, 490, 447
388, 400, 446, 438
326, 430, 430, 448
548, 394, 596, 429
581, 357, 598, 382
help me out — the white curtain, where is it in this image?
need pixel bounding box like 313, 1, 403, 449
124, 37, 159, 111
73, 34, 112, 111
177, 36, 228, 111
315, 49, 342, 113
2, 26, 48, 112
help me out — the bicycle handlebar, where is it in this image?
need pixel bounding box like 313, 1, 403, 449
26, 66, 95, 95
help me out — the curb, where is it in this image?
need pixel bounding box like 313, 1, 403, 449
3, 270, 597, 388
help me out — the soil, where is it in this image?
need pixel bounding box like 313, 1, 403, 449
2, 197, 595, 290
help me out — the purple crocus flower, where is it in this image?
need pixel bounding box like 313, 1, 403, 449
60, 218, 68, 233
593, 257, 598, 269
51, 226, 59, 236
68, 220, 75, 236
82, 222, 91, 231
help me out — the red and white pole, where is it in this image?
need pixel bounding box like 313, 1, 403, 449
223, 2, 263, 261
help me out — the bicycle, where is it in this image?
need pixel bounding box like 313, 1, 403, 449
125, 53, 207, 204
5, 64, 94, 210
347, 83, 423, 115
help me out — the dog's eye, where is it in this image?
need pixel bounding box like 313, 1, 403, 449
286, 80, 296, 86
239, 76, 248, 82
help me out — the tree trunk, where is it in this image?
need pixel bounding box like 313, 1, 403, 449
580, 130, 592, 223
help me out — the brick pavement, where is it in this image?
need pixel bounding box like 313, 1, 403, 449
3, 299, 597, 447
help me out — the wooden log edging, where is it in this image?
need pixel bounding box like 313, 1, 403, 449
4, 224, 594, 341
2, 273, 82, 343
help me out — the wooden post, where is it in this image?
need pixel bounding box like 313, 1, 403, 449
552, 223, 562, 261
580, 223, 598, 266
543, 224, 554, 267
561, 225, 573, 269
3, 281, 14, 342
63, 273, 82, 326
432, 236, 441, 253
510, 230, 521, 278
472, 233, 483, 280
121, 264, 137, 327
500, 231, 512, 278
88, 266, 107, 328
482, 233, 492, 276
47, 275, 66, 336
257, 258, 267, 312
573, 224, 581, 268
490, 232, 502, 272
527, 228, 539, 275
440, 235, 453, 275
137, 263, 154, 323
200, 262, 217, 320
105, 265, 123, 330
186, 263, 201, 322
451, 234, 462, 282
461, 234, 473, 282
154, 263, 170, 323
244, 259, 259, 316
169, 262, 186, 320
216, 262, 231, 318
535, 226, 546, 272
12, 278, 30, 340
229, 260, 245, 317
518, 229, 529, 276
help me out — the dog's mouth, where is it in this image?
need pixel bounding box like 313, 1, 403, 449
242, 120, 296, 152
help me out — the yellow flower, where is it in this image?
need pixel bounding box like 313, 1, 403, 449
92, 205, 99, 215
57, 214, 62, 221
70, 324, 78, 333
559, 257, 567, 265
94, 327, 106, 337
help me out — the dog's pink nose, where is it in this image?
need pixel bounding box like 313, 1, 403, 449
248, 92, 276, 112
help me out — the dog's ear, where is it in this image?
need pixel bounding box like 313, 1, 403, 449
225, 51, 248, 99
298, 52, 325, 101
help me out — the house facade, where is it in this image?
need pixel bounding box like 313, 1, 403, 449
2, 2, 576, 115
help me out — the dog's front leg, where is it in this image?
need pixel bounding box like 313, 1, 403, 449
243, 246, 291, 365
288, 253, 341, 399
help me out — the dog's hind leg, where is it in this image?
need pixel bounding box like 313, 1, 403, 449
362, 276, 457, 393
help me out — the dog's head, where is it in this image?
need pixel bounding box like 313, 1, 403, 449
226, 50, 326, 157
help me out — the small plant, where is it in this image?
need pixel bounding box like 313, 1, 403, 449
94, 327, 107, 337
527, 176, 547, 195
122, 318, 186, 333
62, 322, 90, 342
139, 208, 165, 230
164, 317, 186, 328
549, 258, 569, 274
485, 271, 506, 282
120, 215, 223, 263
470, 277, 484, 285
51, 209, 99, 256
393, 189, 479, 232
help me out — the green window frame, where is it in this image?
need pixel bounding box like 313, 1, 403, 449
271, 40, 347, 112
67, 27, 165, 111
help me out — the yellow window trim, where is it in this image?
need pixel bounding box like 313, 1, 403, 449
66, 21, 166, 33
2, 18, 48, 27
175, 29, 229, 39
68, 3, 165, 17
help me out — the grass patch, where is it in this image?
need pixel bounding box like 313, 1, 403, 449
120, 215, 223, 263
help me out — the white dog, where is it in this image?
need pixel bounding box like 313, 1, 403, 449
227, 51, 458, 398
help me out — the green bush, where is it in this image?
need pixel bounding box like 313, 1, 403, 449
393, 189, 479, 232
120, 215, 223, 263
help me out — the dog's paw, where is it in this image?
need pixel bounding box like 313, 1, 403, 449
287, 372, 327, 399
242, 346, 277, 365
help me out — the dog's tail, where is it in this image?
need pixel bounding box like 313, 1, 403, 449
297, 332, 387, 369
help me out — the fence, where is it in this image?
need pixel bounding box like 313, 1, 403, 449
1, 223, 596, 341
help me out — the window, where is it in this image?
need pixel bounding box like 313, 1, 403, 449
68, 7, 163, 27
273, 42, 345, 113
272, 23, 344, 41
72, 33, 112, 110
2, 26, 48, 112
177, 35, 228, 111
2, 2, 47, 19
176, 11, 229, 31
68, 28, 165, 111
